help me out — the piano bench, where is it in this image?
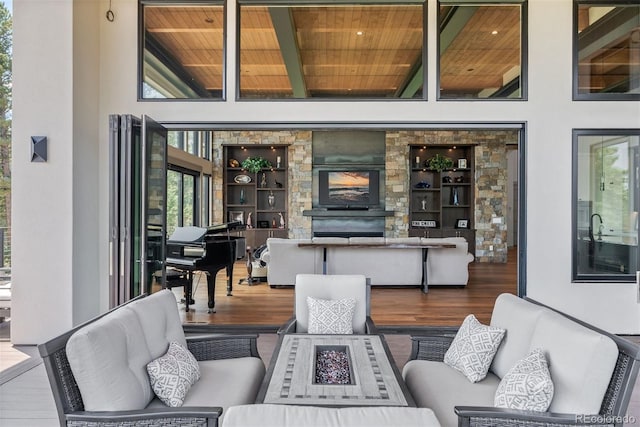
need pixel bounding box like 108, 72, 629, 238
159, 268, 195, 307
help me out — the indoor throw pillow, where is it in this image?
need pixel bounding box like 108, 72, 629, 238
444, 314, 506, 383
494, 347, 554, 411
307, 296, 356, 334
147, 341, 201, 407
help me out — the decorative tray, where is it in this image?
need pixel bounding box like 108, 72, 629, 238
234, 174, 252, 184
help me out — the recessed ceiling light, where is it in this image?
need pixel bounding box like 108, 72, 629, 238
205, 17, 214, 24
491, 30, 498, 35
356, 31, 364, 36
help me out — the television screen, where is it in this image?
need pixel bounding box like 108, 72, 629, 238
319, 170, 379, 208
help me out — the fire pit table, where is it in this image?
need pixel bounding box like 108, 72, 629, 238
256, 334, 415, 407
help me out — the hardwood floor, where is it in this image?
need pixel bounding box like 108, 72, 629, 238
174, 247, 518, 328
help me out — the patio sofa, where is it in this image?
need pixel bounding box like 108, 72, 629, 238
263, 236, 474, 287
402, 293, 640, 427
38, 289, 266, 427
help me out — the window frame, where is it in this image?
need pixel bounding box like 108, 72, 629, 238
436, 0, 528, 101
138, 0, 227, 102
571, 128, 640, 283
573, 0, 640, 101
167, 165, 200, 231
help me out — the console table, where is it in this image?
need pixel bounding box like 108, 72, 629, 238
297, 242, 455, 293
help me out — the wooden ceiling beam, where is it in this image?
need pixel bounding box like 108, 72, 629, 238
268, 7, 308, 98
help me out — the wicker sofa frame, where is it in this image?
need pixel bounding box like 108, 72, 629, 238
37, 294, 261, 427
407, 297, 640, 427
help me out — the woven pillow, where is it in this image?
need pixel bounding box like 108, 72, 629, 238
444, 314, 506, 382
307, 297, 356, 334
147, 341, 200, 407
495, 348, 554, 411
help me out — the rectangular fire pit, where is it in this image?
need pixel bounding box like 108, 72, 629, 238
313, 345, 355, 385
259, 334, 412, 406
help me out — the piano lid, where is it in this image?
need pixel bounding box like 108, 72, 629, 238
168, 226, 207, 243
167, 221, 244, 244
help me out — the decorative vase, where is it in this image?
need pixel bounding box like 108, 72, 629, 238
451, 187, 459, 206
260, 173, 267, 188
421, 197, 427, 211
268, 191, 275, 209
240, 189, 245, 204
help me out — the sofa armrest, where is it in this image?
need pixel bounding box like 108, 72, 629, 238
66, 407, 221, 427
408, 327, 459, 362
365, 316, 379, 334
186, 334, 260, 361
455, 406, 611, 426
277, 316, 297, 335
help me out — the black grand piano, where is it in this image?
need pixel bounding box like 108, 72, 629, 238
166, 221, 244, 313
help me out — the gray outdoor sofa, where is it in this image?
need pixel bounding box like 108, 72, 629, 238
403, 293, 640, 427
38, 290, 265, 427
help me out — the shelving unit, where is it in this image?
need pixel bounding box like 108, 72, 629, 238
409, 144, 476, 254
223, 145, 288, 249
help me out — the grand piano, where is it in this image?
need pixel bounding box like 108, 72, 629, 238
166, 221, 244, 313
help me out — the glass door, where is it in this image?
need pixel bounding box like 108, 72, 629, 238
142, 115, 168, 296
109, 114, 167, 307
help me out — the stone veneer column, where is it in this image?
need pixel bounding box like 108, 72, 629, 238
385, 131, 411, 238
213, 131, 313, 239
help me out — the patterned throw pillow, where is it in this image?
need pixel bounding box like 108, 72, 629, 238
444, 314, 506, 383
307, 297, 356, 334
494, 348, 554, 411
147, 341, 201, 407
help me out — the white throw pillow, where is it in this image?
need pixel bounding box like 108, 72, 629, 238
444, 314, 506, 382
147, 341, 200, 407
494, 348, 554, 411
307, 297, 356, 334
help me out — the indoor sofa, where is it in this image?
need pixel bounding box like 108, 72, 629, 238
38, 290, 266, 427
263, 236, 474, 287
402, 293, 640, 427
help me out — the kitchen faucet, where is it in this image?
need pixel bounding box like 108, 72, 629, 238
590, 213, 603, 241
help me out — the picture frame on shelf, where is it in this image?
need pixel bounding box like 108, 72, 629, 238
257, 220, 270, 229
455, 219, 470, 229
458, 159, 467, 169
229, 211, 244, 224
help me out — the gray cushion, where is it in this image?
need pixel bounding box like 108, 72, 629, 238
221, 404, 442, 427
490, 293, 545, 378
529, 309, 618, 414
444, 314, 505, 382
127, 290, 187, 359
147, 357, 266, 418
147, 342, 201, 407
307, 296, 356, 334
403, 360, 499, 427
494, 348, 554, 411
66, 306, 154, 411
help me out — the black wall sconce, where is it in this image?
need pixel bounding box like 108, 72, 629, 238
31, 136, 47, 162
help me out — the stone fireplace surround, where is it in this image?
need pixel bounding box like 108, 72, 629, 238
213, 129, 517, 263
